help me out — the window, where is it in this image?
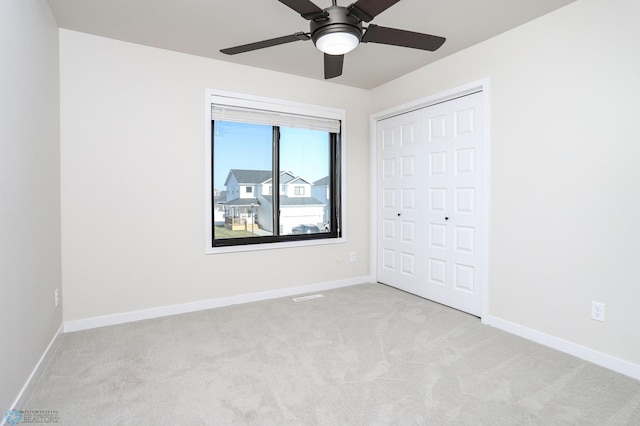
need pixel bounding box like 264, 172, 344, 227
206, 91, 344, 252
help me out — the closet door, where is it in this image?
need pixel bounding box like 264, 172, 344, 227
377, 109, 426, 296
377, 92, 483, 316
422, 92, 483, 315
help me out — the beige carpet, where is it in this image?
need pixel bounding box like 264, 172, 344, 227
24, 283, 640, 425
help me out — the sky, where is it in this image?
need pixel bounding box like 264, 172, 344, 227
213, 121, 330, 190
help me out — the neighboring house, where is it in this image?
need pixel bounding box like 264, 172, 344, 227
312, 176, 330, 227
212, 188, 225, 224
223, 169, 326, 234
222, 169, 268, 231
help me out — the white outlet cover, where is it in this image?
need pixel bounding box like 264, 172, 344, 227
591, 301, 605, 322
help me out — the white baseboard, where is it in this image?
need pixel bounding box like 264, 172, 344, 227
2, 324, 63, 426
483, 315, 640, 381
64, 276, 373, 333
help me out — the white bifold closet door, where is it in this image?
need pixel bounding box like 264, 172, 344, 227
377, 92, 483, 316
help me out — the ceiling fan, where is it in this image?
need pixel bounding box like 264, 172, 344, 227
220, 0, 446, 79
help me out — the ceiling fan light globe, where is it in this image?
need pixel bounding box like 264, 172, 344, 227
315, 32, 360, 55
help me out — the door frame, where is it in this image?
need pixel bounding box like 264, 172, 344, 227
369, 79, 491, 319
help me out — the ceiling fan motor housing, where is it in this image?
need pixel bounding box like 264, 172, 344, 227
310, 6, 363, 49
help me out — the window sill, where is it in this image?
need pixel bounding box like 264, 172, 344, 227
206, 236, 346, 255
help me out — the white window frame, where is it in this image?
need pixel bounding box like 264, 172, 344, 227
205, 89, 347, 254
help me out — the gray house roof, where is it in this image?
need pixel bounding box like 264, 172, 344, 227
263, 171, 296, 185
223, 197, 259, 207
225, 169, 304, 186
314, 176, 330, 186
280, 172, 295, 184
224, 169, 272, 186
287, 176, 312, 185
262, 195, 324, 206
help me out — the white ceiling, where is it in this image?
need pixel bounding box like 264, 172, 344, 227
46, 0, 576, 90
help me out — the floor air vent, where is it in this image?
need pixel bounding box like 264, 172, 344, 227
292, 294, 324, 302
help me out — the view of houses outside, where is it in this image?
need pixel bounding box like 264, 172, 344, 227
213, 121, 331, 239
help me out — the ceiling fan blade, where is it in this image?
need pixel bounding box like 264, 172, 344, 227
278, 0, 327, 20
221, 32, 310, 55
324, 54, 344, 79
362, 24, 446, 51
348, 0, 402, 22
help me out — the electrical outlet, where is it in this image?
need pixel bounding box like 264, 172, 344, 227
336, 256, 342, 263
349, 251, 356, 262
591, 301, 605, 322
54, 288, 59, 308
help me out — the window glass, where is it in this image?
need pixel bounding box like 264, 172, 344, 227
213, 121, 272, 240
209, 97, 341, 249
280, 127, 330, 236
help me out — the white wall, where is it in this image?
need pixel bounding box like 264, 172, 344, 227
0, 0, 62, 412
59, 30, 371, 322
371, 0, 640, 366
